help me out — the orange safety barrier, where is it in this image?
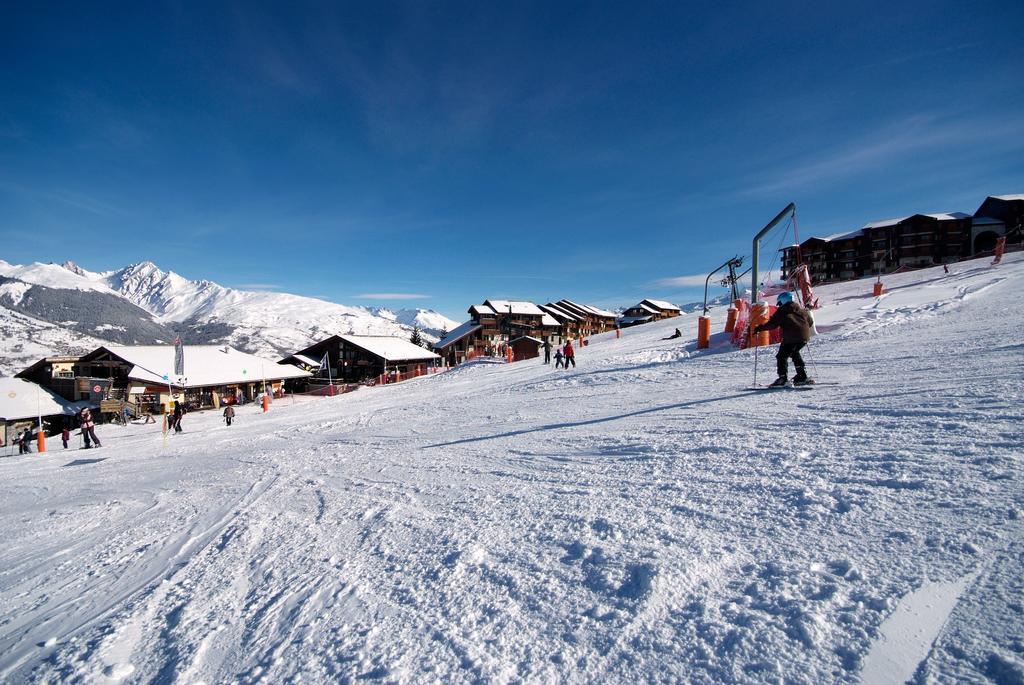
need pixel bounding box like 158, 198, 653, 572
748, 302, 771, 348
873, 281, 884, 297
36, 429, 46, 453
697, 316, 712, 349
262, 394, 269, 412
724, 308, 737, 333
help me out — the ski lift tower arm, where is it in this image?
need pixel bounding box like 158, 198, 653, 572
751, 203, 796, 303
703, 256, 742, 315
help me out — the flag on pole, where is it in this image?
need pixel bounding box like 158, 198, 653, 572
174, 336, 185, 376
318, 353, 329, 374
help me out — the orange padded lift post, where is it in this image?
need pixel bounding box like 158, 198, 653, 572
749, 302, 770, 347
697, 316, 712, 349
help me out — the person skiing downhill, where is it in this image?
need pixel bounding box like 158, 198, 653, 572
754, 291, 814, 387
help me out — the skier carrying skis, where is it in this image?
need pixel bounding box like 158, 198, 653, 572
754, 291, 813, 387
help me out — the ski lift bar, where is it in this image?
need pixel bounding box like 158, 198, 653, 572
751, 203, 795, 304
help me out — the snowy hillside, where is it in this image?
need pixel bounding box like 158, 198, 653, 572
1, 253, 1021, 683
0, 260, 459, 373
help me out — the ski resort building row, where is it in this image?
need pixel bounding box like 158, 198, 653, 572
781, 194, 1023, 283
432, 298, 678, 366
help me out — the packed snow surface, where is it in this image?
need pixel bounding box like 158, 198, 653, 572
1, 255, 1022, 683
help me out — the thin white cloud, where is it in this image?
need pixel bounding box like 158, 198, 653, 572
235, 283, 281, 291
740, 112, 1024, 198
355, 293, 431, 300
652, 273, 710, 288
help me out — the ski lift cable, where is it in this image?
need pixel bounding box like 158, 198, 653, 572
761, 214, 794, 288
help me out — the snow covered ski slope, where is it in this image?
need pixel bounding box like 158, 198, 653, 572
1, 254, 1022, 683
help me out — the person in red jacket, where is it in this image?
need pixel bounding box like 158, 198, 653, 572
754, 291, 814, 386
563, 339, 576, 368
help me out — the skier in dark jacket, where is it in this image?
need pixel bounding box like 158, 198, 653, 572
542, 340, 552, 364
173, 401, 184, 433
754, 291, 814, 387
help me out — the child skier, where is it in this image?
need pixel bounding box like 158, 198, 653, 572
754, 291, 814, 387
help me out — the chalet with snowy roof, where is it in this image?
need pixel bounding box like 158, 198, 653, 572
539, 302, 584, 341
433, 321, 484, 366
620, 299, 681, 327
0, 377, 87, 450
548, 300, 617, 337
27, 345, 311, 417
288, 334, 440, 386
972, 195, 1024, 253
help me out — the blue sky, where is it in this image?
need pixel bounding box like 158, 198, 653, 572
1, 1, 1022, 322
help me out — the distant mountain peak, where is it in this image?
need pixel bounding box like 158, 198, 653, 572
61, 260, 87, 276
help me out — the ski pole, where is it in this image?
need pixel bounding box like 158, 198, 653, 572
803, 342, 819, 381
753, 339, 760, 388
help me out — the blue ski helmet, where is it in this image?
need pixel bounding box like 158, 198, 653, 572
777, 291, 794, 306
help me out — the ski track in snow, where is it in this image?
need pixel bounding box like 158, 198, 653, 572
1, 254, 1023, 683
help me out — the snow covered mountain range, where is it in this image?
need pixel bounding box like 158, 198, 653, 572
0, 260, 459, 376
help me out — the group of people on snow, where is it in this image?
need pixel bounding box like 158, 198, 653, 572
542, 339, 577, 368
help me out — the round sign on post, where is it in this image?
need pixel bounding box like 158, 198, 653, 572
93, 385, 102, 393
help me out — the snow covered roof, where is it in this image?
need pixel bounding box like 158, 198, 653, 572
972, 216, 1005, 226
560, 300, 618, 319
993, 194, 1024, 201
862, 217, 907, 229
338, 335, 440, 362
433, 321, 482, 349
540, 313, 560, 327
540, 303, 581, 321
924, 212, 970, 221
510, 336, 543, 344
862, 213, 970, 230
469, 304, 496, 316
483, 300, 545, 316
290, 354, 321, 368
630, 303, 660, 315
822, 229, 864, 241
617, 315, 654, 324
581, 304, 618, 318
0, 377, 82, 422
642, 299, 681, 312
96, 345, 310, 387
